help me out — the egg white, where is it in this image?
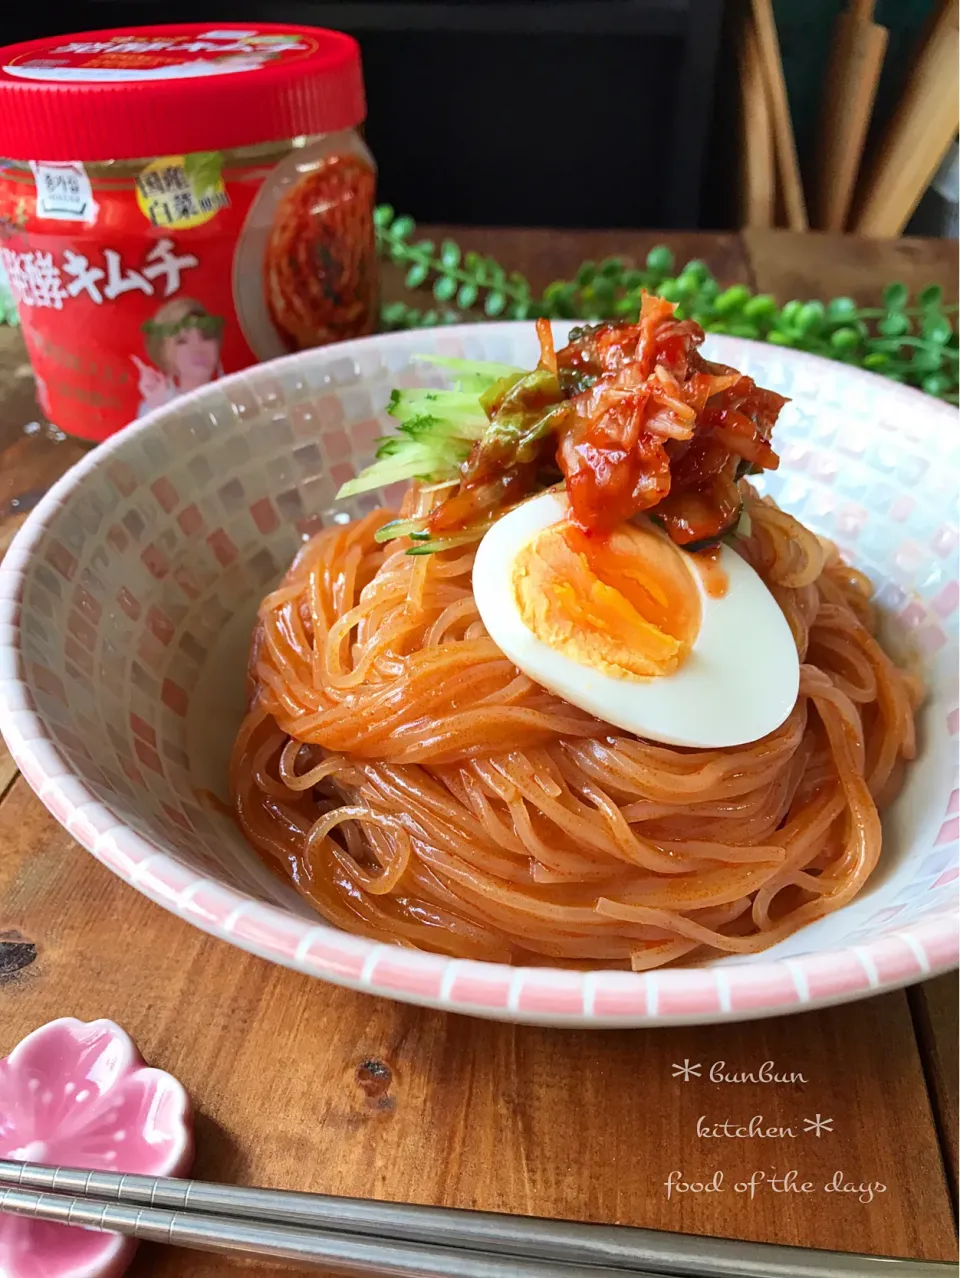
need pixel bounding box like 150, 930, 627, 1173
472, 491, 800, 749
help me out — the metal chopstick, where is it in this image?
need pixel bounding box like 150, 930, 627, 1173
0, 1161, 953, 1278
0, 1185, 657, 1277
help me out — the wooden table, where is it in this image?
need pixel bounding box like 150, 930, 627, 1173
1, 229, 957, 1274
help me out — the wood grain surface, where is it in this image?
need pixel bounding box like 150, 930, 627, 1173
741, 228, 960, 306
911, 975, 960, 1203
0, 231, 957, 1276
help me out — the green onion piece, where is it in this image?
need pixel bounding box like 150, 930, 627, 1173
373, 518, 428, 543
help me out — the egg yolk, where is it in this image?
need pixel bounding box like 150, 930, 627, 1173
512, 520, 702, 680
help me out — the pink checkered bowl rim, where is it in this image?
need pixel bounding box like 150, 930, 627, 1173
0, 327, 957, 1027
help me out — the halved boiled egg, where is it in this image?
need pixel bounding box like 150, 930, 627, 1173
472, 491, 799, 748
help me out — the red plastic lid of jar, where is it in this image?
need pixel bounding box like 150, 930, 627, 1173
0, 23, 365, 162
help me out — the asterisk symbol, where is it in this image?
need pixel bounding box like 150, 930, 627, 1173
671, 1059, 702, 1081
803, 1114, 834, 1137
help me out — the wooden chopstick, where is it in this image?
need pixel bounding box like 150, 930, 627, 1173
851, 0, 960, 236
811, 0, 888, 230
749, 0, 809, 231
738, 16, 776, 229
0, 1160, 954, 1278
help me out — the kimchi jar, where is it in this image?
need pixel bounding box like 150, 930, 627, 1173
0, 22, 376, 442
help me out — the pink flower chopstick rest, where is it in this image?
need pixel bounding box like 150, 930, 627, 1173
0, 1018, 193, 1278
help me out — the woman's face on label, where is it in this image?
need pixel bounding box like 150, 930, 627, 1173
165, 325, 219, 387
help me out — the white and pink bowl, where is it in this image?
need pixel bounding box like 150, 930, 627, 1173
0, 324, 956, 1026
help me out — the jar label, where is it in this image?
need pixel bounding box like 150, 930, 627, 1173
3, 29, 318, 83
135, 155, 230, 230
29, 161, 98, 223
0, 143, 377, 441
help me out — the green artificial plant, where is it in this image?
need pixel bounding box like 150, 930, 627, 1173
375, 206, 959, 404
